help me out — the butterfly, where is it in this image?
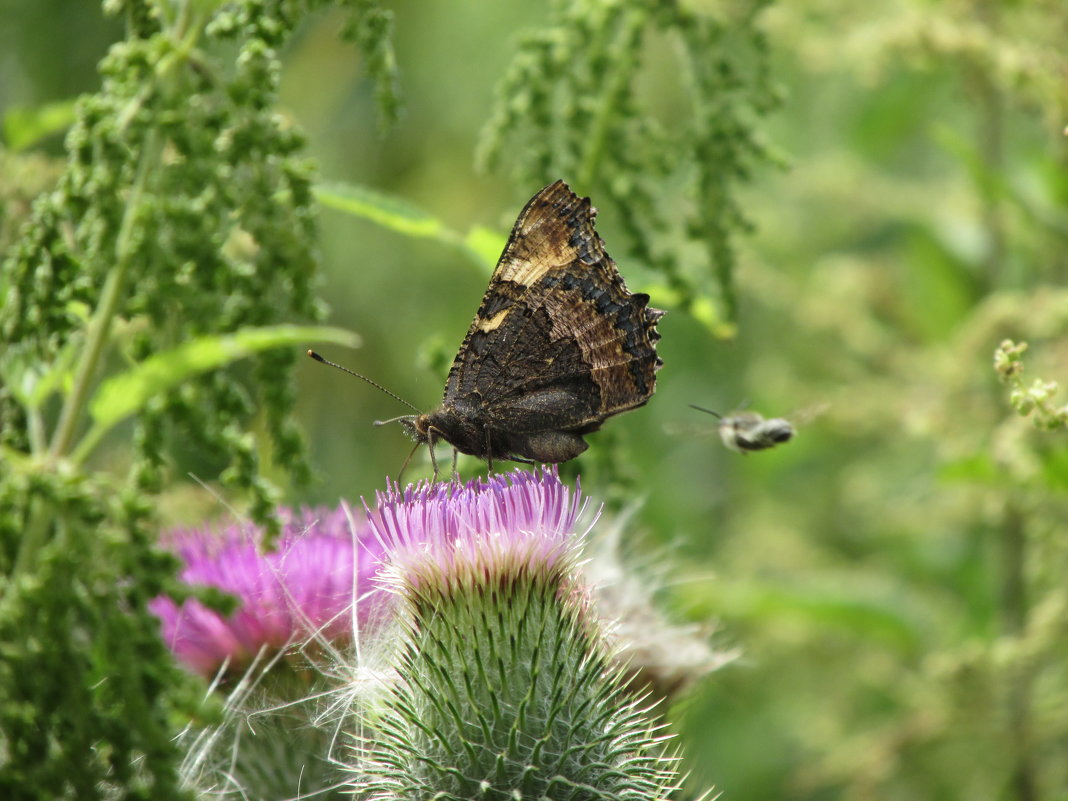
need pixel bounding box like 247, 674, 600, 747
392, 180, 664, 476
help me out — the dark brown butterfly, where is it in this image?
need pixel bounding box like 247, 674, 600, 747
392, 180, 663, 476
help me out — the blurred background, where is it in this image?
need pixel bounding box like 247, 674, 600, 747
3, 1, 1067, 799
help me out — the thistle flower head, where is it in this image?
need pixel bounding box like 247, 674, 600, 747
151, 505, 385, 677
354, 468, 682, 800
366, 466, 592, 598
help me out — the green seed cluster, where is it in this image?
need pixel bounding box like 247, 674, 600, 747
477, 0, 782, 328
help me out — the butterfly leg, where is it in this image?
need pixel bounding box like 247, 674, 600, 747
396, 440, 421, 483
451, 448, 460, 484
427, 426, 443, 481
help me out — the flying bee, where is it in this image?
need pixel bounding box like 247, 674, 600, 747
689, 405, 801, 453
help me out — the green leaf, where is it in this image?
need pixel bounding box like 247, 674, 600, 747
462, 225, 506, 274
1037, 446, 1068, 490
932, 124, 1010, 205
690, 295, 737, 339
938, 453, 1000, 486
89, 324, 359, 428
899, 222, 981, 342
315, 181, 452, 241
314, 181, 494, 271
0, 337, 80, 411
3, 99, 78, 152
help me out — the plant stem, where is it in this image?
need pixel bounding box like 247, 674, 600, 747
972, 1, 1006, 291
10, 494, 49, 595
28, 407, 47, 455
1000, 499, 1036, 801
47, 4, 205, 463
70, 423, 108, 467
977, 0, 1034, 793
577, 9, 642, 189
49, 128, 160, 462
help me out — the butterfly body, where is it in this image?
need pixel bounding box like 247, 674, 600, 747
405, 405, 593, 464
403, 180, 663, 470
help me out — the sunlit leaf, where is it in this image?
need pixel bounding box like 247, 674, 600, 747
939, 453, 1000, 485
643, 284, 735, 339
315, 181, 496, 271
690, 295, 736, 339
90, 325, 359, 427
0, 338, 81, 411
315, 181, 453, 241
3, 100, 77, 152
463, 224, 506, 273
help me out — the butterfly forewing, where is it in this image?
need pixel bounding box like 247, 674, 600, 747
445, 181, 660, 427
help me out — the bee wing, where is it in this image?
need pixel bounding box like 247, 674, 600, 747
663, 420, 721, 439
789, 402, 830, 427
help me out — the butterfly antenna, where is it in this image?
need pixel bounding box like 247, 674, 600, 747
307, 350, 421, 413
689, 404, 723, 420
373, 415, 416, 427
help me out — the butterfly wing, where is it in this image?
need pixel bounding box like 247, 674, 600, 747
443, 180, 662, 436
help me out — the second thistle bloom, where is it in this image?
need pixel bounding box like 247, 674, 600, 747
151, 505, 385, 677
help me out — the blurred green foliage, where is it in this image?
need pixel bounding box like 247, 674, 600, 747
2, 0, 1068, 800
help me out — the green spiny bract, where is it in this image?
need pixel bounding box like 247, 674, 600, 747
355, 573, 679, 801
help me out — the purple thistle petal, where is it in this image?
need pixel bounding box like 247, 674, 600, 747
151, 505, 386, 677
365, 467, 595, 594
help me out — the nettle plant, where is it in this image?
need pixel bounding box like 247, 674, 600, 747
0, 1, 774, 799
0, 1, 390, 798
